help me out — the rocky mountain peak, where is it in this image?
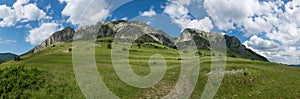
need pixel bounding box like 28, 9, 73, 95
24, 27, 75, 54
177, 29, 268, 61
23, 20, 268, 62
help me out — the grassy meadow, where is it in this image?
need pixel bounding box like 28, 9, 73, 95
1, 37, 300, 98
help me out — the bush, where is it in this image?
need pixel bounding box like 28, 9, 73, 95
0, 66, 47, 98
173, 46, 178, 50
212, 52, 215, 56
137, 43, 141, 49
107, 44, 112, 49
231, 55, 236, 58
122, 48, 128, 51
68, 48, 72, 52
14, 56, 21, 61
195, 51, 202, 56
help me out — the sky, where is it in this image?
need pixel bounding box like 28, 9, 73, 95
0, 0, 299, 65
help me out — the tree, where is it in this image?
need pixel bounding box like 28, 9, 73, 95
231, 55, 236, 58
173, 46, 178, 50
107, 44, 112, 49
14, 56, 21, 61
195, 51, 202, 56
69, 48, 72, 52
137, 43, 141, 49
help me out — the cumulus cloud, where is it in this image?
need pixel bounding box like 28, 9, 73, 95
164, 2, 213, 32
244, 35, 279, 51
204, 0, 300, 64
140, 7, 157, 17
45, 4, 51, 12
0, 38, 16, 44
60, 0, 110, 26
26, 23, 61, 45
0, 0, 49, 27
204, 0, 260, 30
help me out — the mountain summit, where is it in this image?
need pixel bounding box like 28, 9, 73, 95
24, 20, 268, 62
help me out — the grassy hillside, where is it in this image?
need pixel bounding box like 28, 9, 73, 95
1, 37, 300, 98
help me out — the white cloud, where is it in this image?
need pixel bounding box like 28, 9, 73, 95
244, 35, 279, 51
204, 0, 300, 64
45, 4, 51, 12
60, 0, 110, 26
164, 2, 213, 32
0, 38, 16, 44
140, 7, 157, 17
26, 23, 61, 45
0, 5, 18, 27
58, 0, 67, 4
164, 3, 189, 18
168, 0, 191, 6
121, 17, 128, 20
204, 0, 260, 30
0, 0, 49, 27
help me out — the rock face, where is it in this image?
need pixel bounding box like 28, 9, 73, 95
75, 20, 175, 47
24, 27, 75, 54
0, 53, 17, 64
24, 20, 268, 62
176, 28, 268, 62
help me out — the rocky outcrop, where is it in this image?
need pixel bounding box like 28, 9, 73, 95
75, 20, 175, 47
176, 28, 269, 62
24, 27, 75, 54
23, 20, 268, 62
224, 35, 268, 61
25, 20, 175, 55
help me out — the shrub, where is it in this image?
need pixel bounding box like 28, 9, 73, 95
107, 44, 112, 49
137, 43, 141, 49
68, 48, 72, 52
212, 52, 215, 56
231, 55, 236, 58
122, 48, 128, 51
183, 51, 188, 53
173, 46, 178, 50
195, 51, 202, 56
14, 56, 21, 61
0, 66, 47, 98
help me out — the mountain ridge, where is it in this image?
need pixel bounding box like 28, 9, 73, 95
23, 20, 268, 62
0, 53, 17, 64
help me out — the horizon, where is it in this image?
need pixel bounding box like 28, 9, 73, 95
0, 0, 299, 65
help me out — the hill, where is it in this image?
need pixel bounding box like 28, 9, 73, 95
0, 53, 17, 64
24, 20, 267, 62
0, 21, 299, 98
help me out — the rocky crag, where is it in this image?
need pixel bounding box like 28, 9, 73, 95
24, 20, 268, 62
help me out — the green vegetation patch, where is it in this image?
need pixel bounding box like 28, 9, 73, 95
0, 66, 48, 98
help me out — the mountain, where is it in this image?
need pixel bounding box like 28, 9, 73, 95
23, 26, 75, 55
288, 64, 300, 67
2, 20, 300, 98
0, 53, 17, 64
24, 20, 267, 62
176, 28, 268, 61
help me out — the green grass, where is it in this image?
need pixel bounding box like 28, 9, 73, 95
1, 37, 300, 98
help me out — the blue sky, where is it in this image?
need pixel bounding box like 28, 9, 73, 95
0, 0, 299, 65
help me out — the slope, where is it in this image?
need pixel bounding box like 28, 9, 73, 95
1, 37, 300, 98
24, 21, 267, 63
